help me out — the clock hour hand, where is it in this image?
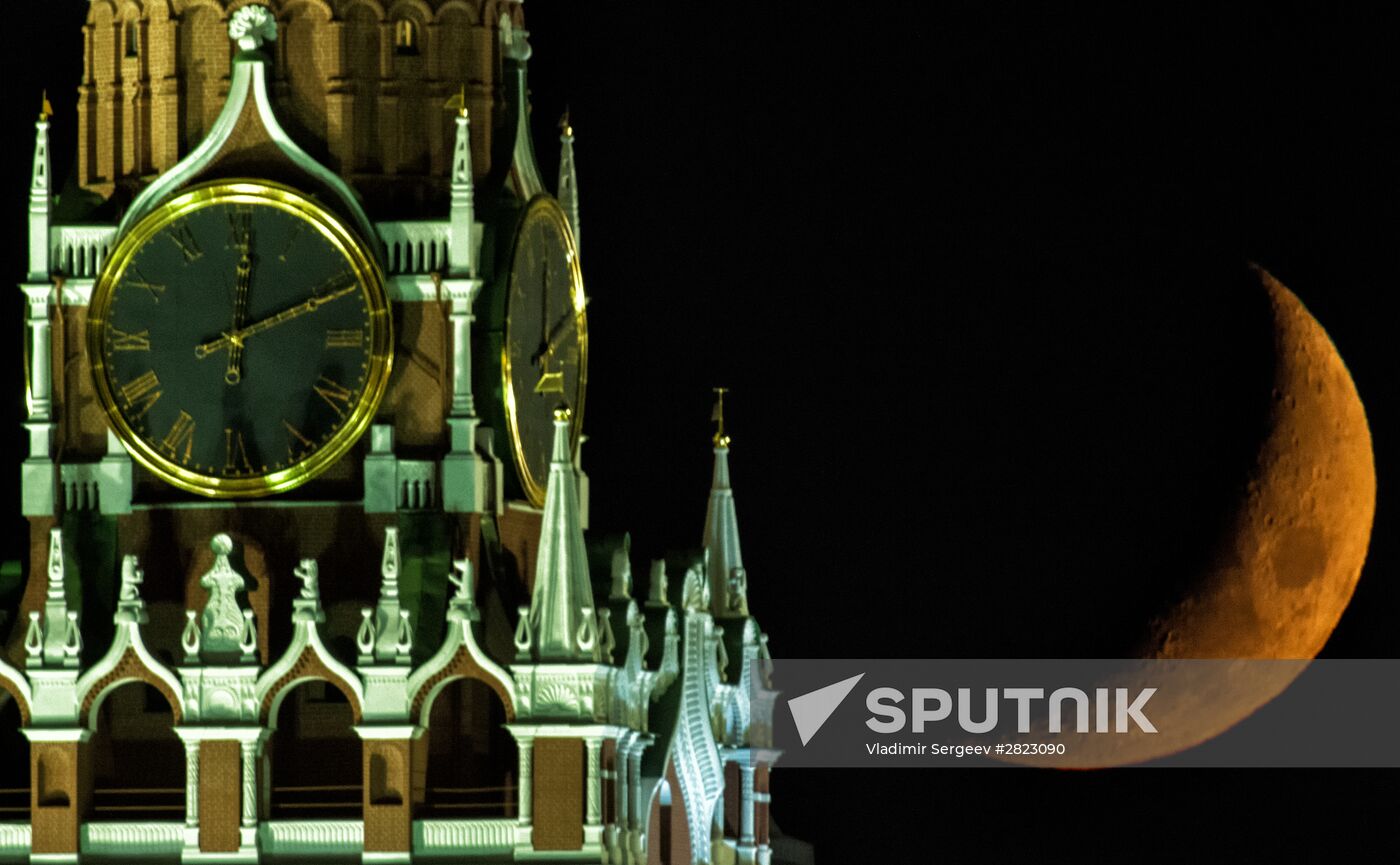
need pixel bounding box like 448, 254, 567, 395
531, 296, 589, 365
195, 282, 358, 359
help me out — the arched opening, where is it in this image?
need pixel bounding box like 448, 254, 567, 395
0, 694, 28, 821
424, 678, 516, 817
89, 682, 183, 820
269, 681, 361, 819
393, 18, 419, 55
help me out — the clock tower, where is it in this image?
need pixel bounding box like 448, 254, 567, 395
0, 4, 798, 865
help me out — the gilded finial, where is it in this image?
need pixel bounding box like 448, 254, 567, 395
559, 107, 573, 137
711, 387, 730, 447
554, 404, 573, 423
444, 83, 469, 118
40, 90, 53, 121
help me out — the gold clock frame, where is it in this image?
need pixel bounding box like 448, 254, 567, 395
87, 180, 393, 499
502, 195, 588, 507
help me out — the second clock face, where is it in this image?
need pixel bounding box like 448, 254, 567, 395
503, 195, 587, 507
88, 181, 392, 498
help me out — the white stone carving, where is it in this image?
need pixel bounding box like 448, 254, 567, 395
648, 560, 669, 607
0, 822, 31, 855
118, 555, 142, 603
200, 534, 249, 657
49, 224, 114, 279
228, 3, 277, 52
259, 820, 363, 855
377, 221, 451, 275
79, 821, 183, 855
416, 819, 515, 852
295, 558, 319, 603
181, 610, 201, 663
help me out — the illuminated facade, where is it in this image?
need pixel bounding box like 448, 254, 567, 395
0, 3, 785, 863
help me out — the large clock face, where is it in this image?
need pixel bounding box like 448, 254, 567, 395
88, 181, 392, 498
503, 195, 587, 507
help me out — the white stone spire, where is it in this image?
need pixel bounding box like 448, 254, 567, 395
28, 94, 52, 282
703, 389, 748, 617
558, 111, 581, 257
526, 406, 597, 661
449, 94, 477, 277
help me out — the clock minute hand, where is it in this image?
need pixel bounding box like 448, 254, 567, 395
195, 283, 359, 359
225, 253, 253, 385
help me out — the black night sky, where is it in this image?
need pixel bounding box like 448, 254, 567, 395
5, 2, 1399, 861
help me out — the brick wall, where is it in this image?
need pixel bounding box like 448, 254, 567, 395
78, 1, 514, 214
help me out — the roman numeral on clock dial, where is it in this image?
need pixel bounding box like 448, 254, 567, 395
159, 411, 197, 464
324, 328, 363, 348
111, 328, 151, 351
224, 428, 254, 474
118, 370, 162, 419
167, 222, 204, 262
313, 375, 354, 418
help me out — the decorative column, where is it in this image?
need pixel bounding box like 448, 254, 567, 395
516, 734, 535, 827
627, 745, 644, 861
184, 741, 200, 829
447, 282, 477, 418
584, 737, 603, 828
240, 739, 257, 828
739, 763, 756, 847
440, 101, 490, 513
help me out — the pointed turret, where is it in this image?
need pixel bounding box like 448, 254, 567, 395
703, 389, 748, 617
28, 93, 52, 282
449, 92, 477, 277
525, 406, 598, 661
558, 111, 582, 257
26, 528, 79, 668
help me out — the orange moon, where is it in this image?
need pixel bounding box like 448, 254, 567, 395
1008, 265, 1376, 768
1139, 265, 1375, 661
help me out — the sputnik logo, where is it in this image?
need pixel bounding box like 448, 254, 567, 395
787, 673, 865, 746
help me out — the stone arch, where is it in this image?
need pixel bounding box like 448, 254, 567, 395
0, 692, 29, 820
0, 672, 31, 727
228, 0, 286, 13
433, 0, 480, 26
80, 648, 183, 729
411, 646, 515, 726
419, 676, 517, 817
259, 650, 364, 727
341, 0, 388, 22
86, 680, 186, 821
648, 766, 690, 865
387, 0, 432, 24
265, 678, 363, 818
279, 0, 332, 19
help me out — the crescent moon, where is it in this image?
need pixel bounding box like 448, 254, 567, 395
1014, 265, 1376, 767
1143, 264, 1376, 660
